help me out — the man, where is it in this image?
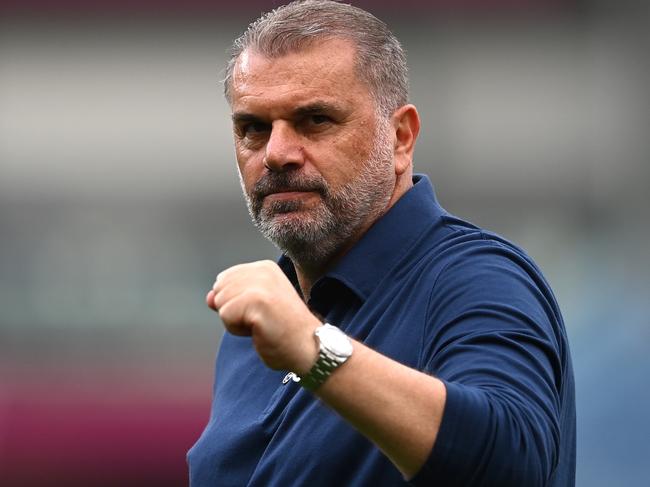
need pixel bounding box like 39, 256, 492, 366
188, 1, 576, 486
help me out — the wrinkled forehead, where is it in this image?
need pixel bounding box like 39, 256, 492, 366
229, 38, 371, 105
231, 39, 370, 104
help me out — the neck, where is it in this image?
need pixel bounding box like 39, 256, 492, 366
291, 245, 349, 302
289, 237, 354, 302
294, 264, 316, 303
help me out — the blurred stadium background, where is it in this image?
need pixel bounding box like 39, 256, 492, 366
1, 1, 648, 485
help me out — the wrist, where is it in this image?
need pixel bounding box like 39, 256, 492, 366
291, 316, 321, 375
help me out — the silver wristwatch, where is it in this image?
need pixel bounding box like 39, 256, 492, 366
299, 323, 353, 391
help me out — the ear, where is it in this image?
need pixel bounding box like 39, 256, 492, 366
392, 104, 420, 176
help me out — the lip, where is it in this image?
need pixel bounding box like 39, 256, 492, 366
264, 190, 317, 202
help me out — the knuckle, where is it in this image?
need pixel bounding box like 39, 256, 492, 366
219, 302, 241, 328
247, 287, 269, 306
212, 290, 223, 308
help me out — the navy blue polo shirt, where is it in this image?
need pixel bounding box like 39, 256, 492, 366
188, 174, 576, 486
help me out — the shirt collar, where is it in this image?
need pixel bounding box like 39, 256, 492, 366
279, 174, 446, 301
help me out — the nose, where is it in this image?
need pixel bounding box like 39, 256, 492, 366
263, 121, 305, 172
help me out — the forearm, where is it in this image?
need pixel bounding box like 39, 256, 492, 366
307, 340, 447, 479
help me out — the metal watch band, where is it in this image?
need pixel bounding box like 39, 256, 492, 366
299, 324, 352, 391
299, 348, 341, 391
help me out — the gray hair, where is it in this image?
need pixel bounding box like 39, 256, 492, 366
223, 0, 409, 117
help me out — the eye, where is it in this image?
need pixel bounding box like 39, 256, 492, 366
310, 114, 331, 125
301, 114, 334, 132
242, 121, 270, 135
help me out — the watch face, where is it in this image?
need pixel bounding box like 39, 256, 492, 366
318, 325, 353, 357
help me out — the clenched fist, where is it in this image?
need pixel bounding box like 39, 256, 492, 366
206, 260, 320, 373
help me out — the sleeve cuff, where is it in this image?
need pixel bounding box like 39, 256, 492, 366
409, 380, 492, 486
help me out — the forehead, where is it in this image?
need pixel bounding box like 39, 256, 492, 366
230, 38, 373, 113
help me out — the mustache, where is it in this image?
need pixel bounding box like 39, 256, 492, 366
252, 172, 328, 200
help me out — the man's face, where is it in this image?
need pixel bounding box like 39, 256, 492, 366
229, 39, 396, 266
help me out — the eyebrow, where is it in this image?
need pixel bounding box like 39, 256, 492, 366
231, 101, 345, 124
293, 102, 344, 117
231, 112, 265, 124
